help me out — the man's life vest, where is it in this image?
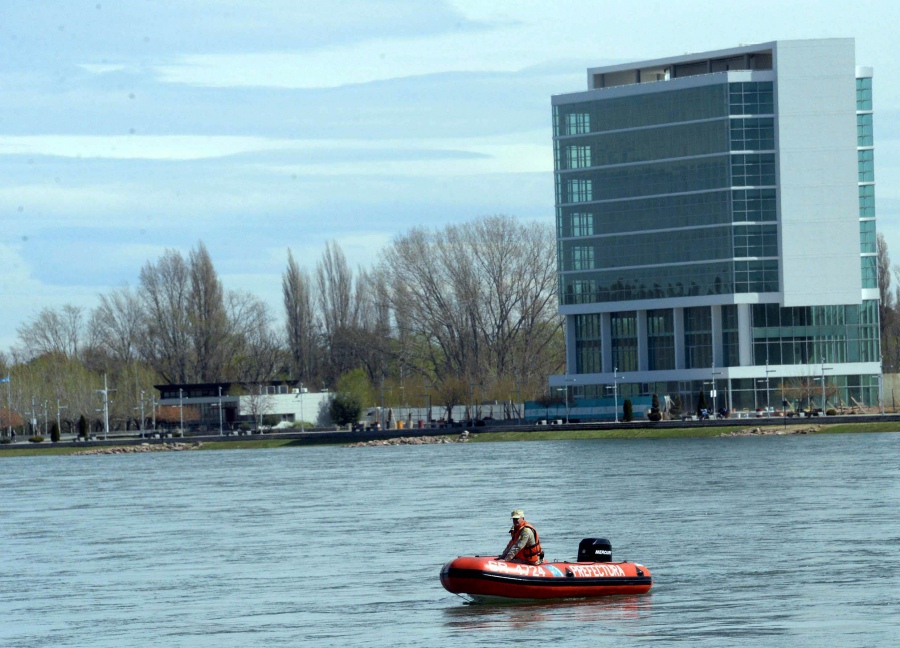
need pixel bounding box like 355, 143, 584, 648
503, 521, 543, 564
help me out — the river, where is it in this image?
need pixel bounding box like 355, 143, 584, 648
2, 432, 899, 646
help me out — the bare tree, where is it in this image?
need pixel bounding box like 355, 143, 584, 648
282, 249, 319, 382
225, 291, 282, 383
139, 249, 192, 383
317, 241, 358, 385
16, 304, 85, 360
189, 242, 228, 382
381, 215, 563, 397
88, 286, 144, 365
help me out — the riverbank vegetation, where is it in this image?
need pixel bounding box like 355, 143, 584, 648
1, 216, 563, 438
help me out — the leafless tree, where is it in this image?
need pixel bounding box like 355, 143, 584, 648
189, 242, 228, 382
88, 286, 144, 365
317, 241, 359, 385
139, 248, 192, 383
225, 291, 282, 383
381, 215, 563, 397
282, 249, 319, 382
16, 304, 85, 360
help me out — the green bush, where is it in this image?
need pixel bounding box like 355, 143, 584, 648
330, 392, 362, 426
77, 415, 88, 438
623, 399, 633, 422
28, 435, 45, 443
0, 437, 11, 444
50, 422, 61, 443
647, 394, 662, 422
826, 408, 837, 416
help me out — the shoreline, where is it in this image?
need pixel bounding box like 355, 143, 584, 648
2, 421, 899, 457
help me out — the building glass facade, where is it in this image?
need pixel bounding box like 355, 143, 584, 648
552, 40, 882, 416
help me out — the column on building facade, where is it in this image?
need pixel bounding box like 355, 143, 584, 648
673, 308, 685, 370
637, 310, 649, 371
601, 312, 613, 374
711, 305, 723, 368
738, 304, 753, 367
565, 315, 578, 376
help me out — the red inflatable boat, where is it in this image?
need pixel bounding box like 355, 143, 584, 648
440, 538, 652, 602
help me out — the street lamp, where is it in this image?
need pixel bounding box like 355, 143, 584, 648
711, 370, 722, 417
96, 374, 111, 440
821, 363, 833, 414
765, 364, 776, 415
56, 399, 67, 438
296, 382, 305, 433
555, 387, 568, 424
218, 386, 224, 435
178, 387, 184, 436
606, 367, 623, 424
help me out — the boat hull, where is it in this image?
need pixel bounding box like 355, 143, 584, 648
441, 556, 652, 601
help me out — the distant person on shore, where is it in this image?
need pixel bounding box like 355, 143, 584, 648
499, 509, 543, 564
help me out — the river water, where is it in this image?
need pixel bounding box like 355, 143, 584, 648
1, 432, 899, 647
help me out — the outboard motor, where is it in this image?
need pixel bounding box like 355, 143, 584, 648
578, 538, 612, 563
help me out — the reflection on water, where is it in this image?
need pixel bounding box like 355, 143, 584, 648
1, 433, 900, 646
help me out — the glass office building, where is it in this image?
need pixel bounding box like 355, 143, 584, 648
550, 39, 881, 414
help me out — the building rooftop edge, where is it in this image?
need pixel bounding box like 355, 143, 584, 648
585, 37, 853, 77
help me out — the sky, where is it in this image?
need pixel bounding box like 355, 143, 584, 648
2, 0, 899, 353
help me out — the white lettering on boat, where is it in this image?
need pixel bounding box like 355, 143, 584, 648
569, 563, 626, 578
485, 561, 548, 578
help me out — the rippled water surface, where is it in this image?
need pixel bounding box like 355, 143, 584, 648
2, 432, 899, 646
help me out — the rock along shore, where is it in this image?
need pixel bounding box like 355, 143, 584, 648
347, 431, 471, 447
74, 442, 203, 455
720, 426, 819, 437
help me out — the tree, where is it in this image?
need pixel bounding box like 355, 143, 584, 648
16, 304, 85, 360
381, 215, 563, 400
623, 398, 633, 422
317, 241, 358, 384
330, 369, 373, 426
283, 249, 319, 382
139, 249, 192, 383
188, 242, 228, 382
50, 421, 60, 443
669, 394, 683, 418
648, 393, 662, 421
77, 414, 88, 439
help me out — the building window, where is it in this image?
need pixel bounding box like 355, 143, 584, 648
574, 314, 603, 373
684, 306, 712, 369
859, 185, 876, 218
857, 113, 874, 147
860, 220, 876, 254
858, 149, 874, 183
861, 256, 877, 289
733, 224, 778, 258
729, 82, 774, 115
734, 260, 779, 293
729, 117, 775, 151
752, 301, 880, 365
611, 312, 638, 372
856, 77, 873, 111
722, 305, 740, 366
567, 178, 593, 203
570, 212, 594, 237
565, 112, 591, 135
566, 145, 591, 168
571, 246, 595, 271
647, 309, 675, 370
732, 188, 777, 222
732, 153, 776, 187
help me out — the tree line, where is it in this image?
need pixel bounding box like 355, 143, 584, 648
0, 215, 564, 434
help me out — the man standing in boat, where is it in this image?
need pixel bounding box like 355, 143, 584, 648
500, 509, 544, 564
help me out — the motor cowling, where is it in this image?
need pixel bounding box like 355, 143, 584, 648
578, 538, 612, 562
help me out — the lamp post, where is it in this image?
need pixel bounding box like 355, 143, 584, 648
607, 367, 623, 424
297, 382, 305, 433
765, 364, 776, 416
711, 370, 722, 417
96, 374, 110, 440
178, 387, 184, 436
556, 387, 568, 424
821, 363, 833, 414
218, 386, 224, 435
56, 399, 67, 439
139, 390, 145, 436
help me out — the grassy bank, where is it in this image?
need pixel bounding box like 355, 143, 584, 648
2, 422, 898, 457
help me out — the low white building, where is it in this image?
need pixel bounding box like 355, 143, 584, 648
155, 382, 332, 431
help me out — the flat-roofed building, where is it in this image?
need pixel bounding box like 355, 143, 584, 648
550, 38, 880, 416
